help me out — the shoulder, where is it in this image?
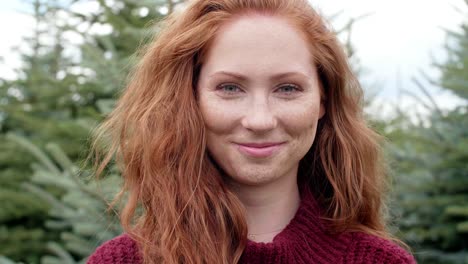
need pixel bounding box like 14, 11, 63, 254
86, 234, 142, 264
343, 232, 416, 264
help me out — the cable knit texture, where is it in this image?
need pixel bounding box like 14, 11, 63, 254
87, 190, 416, 264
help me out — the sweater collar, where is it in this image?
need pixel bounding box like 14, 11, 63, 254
240, 188, 353, 263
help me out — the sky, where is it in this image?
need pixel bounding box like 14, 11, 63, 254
0, 0, 466, 117
311, 0, 467, 115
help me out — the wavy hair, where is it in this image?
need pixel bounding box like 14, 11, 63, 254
93, 0, 398, 263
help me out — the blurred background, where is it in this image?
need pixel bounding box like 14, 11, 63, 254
0, 0, 466, 263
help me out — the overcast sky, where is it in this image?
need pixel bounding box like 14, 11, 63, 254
0, 0, 466, 116
312, 0, 467, 112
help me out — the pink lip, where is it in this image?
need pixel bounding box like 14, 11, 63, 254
236, 142, 285, 158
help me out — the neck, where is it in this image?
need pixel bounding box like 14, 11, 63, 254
229, 173, 300, 243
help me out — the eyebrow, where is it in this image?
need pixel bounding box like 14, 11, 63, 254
208, 71, 311, 82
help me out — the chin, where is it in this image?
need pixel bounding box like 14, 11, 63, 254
226, 166, 282, 187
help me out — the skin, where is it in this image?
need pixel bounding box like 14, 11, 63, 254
197, 14, 325, 243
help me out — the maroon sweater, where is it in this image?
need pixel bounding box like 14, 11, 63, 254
87, 192, 416, 264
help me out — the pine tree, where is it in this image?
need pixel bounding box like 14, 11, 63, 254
0, 0, 183, 262
0, 1, 86, 261
390, 7, 468, 263
7, 133, 122, 264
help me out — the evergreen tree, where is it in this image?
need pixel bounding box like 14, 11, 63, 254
390, 7, 468, 263
0, 0, 182, 262
0, 1, 85, 261
7, 133, 122, 264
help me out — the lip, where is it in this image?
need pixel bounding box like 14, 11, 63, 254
235, 142, 285, 158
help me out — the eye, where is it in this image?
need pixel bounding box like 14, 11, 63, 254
276, 84, 301, 94
217, 83, 243, 94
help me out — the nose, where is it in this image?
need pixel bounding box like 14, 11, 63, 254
241, 98, 277, 133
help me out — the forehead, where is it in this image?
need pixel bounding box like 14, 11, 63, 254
201, 14, 315, 77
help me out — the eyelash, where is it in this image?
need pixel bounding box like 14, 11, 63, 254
216, 83, 302, 95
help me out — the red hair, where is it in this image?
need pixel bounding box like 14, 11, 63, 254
93, 0, 400, 263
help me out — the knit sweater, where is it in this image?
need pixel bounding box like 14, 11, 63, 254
87, 191, 416, 264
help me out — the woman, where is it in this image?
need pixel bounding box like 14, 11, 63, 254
88, 0, 416, 263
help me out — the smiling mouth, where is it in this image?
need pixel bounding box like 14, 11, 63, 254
235, 142, 285, 158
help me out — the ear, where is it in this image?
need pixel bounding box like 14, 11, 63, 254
316, 76, 326, 119
318, 100, 325, 119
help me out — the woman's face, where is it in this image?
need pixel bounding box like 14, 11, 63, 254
197, 15, 325, 188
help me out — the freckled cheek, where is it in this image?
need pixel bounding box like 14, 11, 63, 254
281, 106, 321, 159
199, 99, 240, 134
281, 104, 321, 136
